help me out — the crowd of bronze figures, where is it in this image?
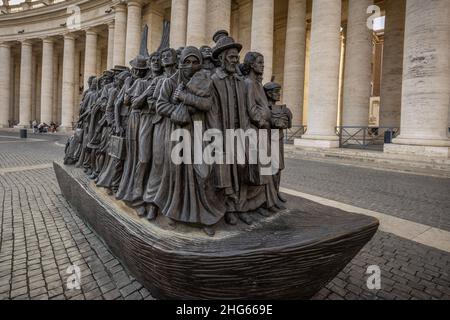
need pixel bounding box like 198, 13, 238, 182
64, 30, 293, 236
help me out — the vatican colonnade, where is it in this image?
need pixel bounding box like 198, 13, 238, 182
0, 0, 449, 158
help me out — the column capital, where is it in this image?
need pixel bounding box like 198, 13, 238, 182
108, 21, 115, 29
63, 33, 76, 41
20, 39, 33, 47
41, 37, 55, 44
126, 0, 144, 8
0, 42, 11, 49
113, 3, 127, 12
85, 28, 98, 36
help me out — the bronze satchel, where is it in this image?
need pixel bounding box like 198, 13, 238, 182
109, 135, 125, 160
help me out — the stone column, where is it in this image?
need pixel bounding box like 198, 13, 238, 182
107, 22, 115, 69
170, 0, 188, 48
113, 4, 127, 66
250, 0, 274, 84
125, 0, 143, 64
186, 0, 207, 47
40, 38, 54, 125
342, 0, 373, 128
385, 0, 450, 157
84, 29, 98, 90
282, 0, 306, 126
60, 34, 76, 131
295, 0, 342, 148
18, 40, 33, 128
0, 43, 11, 128
206, 0, 231, 45
379, 0, 406, 128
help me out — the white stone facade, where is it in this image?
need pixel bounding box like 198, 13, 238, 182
0, 0, 449, 157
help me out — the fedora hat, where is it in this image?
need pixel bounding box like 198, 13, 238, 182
112, 65, 129, 73
129, 55, 150, 70
212, 36, 242, 59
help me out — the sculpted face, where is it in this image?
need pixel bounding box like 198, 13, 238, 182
150, 55, 161, 73
181, 55, 201, 80
104, 76, 113, 85
267, 88, 281, 102
221, 48, 240, 74
162, 50, 177, 67
252, 55, 264, 76
131, 67, 147, 78
200, 46, 212, 60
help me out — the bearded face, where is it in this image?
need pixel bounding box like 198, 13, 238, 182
220, 48, 240, 74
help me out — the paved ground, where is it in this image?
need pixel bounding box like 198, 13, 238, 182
0, 130, 449, 300
282, 157, 450, 232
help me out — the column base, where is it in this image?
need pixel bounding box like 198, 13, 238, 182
294, 135, 340, 149
384, 144, 450, 158
14, 124, 30, 129
0, 124, 10, 128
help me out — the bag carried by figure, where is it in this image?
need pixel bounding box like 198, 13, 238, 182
109, 135, 126, 160
64, 128, 84, 165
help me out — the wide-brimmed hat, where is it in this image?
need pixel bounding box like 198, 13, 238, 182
263, 81, 281, 92
212, 30, 229, 43
212, 36, 242, 59
102, 70, 114, 78
112, 65, 129, 73
129, 55, 150, 70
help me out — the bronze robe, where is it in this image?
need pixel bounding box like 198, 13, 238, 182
210, 68, 266, 213
155, 72, 226, 226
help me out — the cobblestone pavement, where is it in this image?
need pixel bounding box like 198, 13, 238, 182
282, 157, 450, 232
0, 131, 449, 300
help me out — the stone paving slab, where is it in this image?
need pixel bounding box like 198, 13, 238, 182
282, 157, 450, 232
0, 131, 449, 300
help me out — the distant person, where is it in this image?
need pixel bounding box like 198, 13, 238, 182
32, 120, 38, 133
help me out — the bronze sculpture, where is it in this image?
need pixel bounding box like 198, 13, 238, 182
66, 31, 295, 235
58, 27, 379, 300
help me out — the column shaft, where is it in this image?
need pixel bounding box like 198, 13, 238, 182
206, 0, 231, 45
125, 1, 143, 64
61, 34, 76, 131
391, 0, 450, 149
296, 0, 342, 148
186, 0, 207, 47
107, 23, 115, 69
113, 4, 127, 66
18, 40, 33, 128
342, 0, 373, 127
84, 30, 98, 90
170, 0, 188, 48
0, 44, 11, 128
250, 0, 274, 84
40, 39, 54, 124
282, 0, 306, 126
379, 0, 406, 128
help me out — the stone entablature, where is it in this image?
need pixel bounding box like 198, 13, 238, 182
0, 0, 120, 41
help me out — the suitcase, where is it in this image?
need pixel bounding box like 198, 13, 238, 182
109, 135, 126, 160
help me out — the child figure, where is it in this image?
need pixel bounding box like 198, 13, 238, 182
263, 81, 293, 205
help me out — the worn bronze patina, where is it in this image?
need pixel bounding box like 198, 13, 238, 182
59, 26, 379, 300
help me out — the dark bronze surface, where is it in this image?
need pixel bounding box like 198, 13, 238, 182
54, 161, 379, 300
